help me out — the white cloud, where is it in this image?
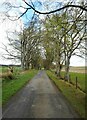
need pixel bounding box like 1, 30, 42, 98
70, 56, 85, 66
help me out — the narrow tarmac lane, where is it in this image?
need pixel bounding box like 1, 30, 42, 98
3, 70, 79, 118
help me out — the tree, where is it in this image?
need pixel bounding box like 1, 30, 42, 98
2, 18, 42, 70
42, 26, 54, 70
2, 0, 87, 73
20, 20, 42, 70
2, 31, 21, 61
62, 7, 86, 80
41, 5, 86, 79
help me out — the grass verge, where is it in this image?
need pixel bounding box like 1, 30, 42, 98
2, 69, 38, 105
47, 70, 85, 118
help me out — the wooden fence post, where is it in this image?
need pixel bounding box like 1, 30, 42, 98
76, 76, 78, 89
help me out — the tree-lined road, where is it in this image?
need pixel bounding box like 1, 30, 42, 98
3, 70, 79, 118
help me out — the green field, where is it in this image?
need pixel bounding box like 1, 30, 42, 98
0, 66, 8, 73
0, 67, 2, 73
2, 69, 38, 105
61, 71, 86, 92
47, 71, 85, 118
0, 66, 22, 79
0, 66, 21, 73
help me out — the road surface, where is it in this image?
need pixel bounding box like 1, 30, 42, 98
3, 70, 79, 118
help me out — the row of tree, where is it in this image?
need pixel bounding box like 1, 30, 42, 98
3, 1, 87, 81
42, 6, 86, 80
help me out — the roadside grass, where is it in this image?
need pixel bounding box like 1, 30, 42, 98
0, 78, 2, 106
2, 69, 38, 105
61, 71, 86, 92
47, 70, 85, 118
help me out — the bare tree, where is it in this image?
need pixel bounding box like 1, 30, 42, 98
2, 31, 21, 60
20, 19, 42, 70
2, 0, 87, 21
62, 7, 86, 80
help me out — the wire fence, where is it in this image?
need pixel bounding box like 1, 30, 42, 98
67, 75, 86, 93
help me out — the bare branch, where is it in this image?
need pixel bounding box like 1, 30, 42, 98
23, 0, 87, 14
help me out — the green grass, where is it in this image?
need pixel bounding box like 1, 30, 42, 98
0, 66, 8, 73
2, 69, 38, 105
47, 71, 85, 118
0, 78, 2, 106
0, 67, 2, 73
61, 71, 86, 92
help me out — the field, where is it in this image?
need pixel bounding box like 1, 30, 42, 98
62, 66, 86, 73
0, 66, 21, 78
61, 72, 86, 92
0, 66, 8, 73
47, 70, 85, 118
52, 66, 86, 92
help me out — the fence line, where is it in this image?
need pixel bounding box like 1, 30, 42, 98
68, 75, 85, 93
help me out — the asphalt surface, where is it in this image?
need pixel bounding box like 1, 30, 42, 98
3, 70, 79, 118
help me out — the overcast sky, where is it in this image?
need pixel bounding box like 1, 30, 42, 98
0, 0, 85, 66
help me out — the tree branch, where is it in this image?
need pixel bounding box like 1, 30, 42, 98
23, 0, 87, 14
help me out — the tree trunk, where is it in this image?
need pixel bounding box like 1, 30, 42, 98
21, 56, 24, 70
21, 39, 25, 70
65, 57, 70, 81
56, 61, 61, 78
